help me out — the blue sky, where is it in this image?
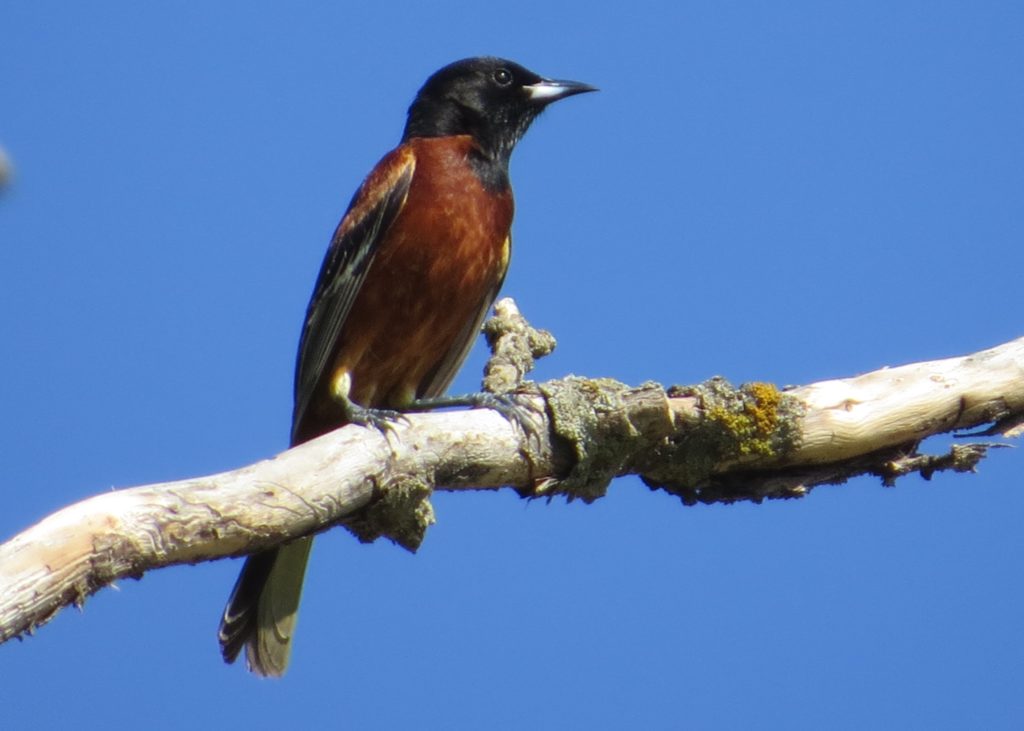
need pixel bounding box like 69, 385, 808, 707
3, 3, 1023, 729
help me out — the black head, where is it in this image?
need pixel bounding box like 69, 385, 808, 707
402, 57, 596, 165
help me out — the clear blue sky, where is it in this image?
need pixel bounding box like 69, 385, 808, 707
3, 3, 1023, 729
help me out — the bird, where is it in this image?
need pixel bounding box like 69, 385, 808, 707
217, 56, 595, 676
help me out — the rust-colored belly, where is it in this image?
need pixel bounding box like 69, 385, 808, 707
334, 136, 513, 409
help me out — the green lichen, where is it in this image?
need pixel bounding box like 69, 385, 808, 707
703, 380, 785, 457
539, 376, 648, 502
670, 377, 801, 465
345, 475, 435, 552
645, 378, 805, 503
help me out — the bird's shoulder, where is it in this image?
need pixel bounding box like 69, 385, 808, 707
336, 144, 418, 239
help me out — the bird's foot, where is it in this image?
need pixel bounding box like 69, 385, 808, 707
341, 400, 408, 434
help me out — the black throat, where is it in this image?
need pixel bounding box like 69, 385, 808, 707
402, 102, 516, 193
465, 147, 511, 193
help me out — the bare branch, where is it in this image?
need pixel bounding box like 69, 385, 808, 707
1, 303, 1021, 645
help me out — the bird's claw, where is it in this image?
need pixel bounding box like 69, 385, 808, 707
409, 391, 545, 444
472, 392, 545, 443
341, 402, 409, 433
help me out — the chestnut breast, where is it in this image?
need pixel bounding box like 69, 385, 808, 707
334, 135, 514, 408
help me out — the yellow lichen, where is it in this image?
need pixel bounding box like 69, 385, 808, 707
701, 380, 787, 458
746, 381, 782, 434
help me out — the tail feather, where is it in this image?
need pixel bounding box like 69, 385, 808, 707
218, 537, 314, 676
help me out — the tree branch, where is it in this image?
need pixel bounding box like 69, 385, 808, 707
1, 299, 1021, 645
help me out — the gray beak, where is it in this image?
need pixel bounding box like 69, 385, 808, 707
524, 78, 598, 105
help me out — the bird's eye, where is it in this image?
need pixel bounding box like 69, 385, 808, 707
492, 68, 513, 86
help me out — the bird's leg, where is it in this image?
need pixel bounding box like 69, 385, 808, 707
406, 391, 544, 442
332, 370, 407, 432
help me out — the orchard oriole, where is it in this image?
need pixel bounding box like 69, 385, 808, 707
218, 56, 595, 676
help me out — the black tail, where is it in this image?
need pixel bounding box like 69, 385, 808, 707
217, 550, 277, 665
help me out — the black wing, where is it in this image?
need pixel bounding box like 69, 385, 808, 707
290, 150, 416, 442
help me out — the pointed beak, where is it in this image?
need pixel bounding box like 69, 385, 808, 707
524, 78, 598, 105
